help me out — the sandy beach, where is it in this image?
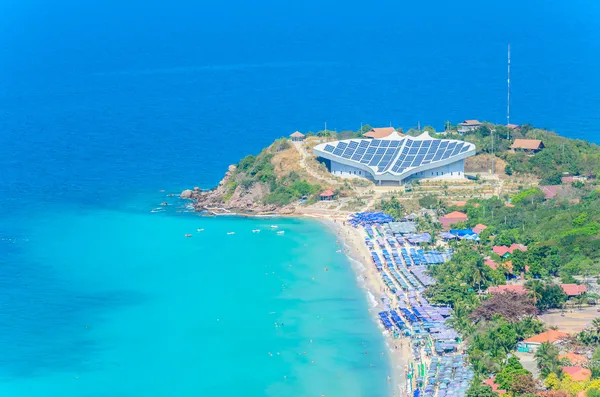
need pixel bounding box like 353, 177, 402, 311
320, 218, 411, 397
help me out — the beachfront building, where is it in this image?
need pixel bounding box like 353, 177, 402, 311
518, 330, 569, 353
458, 120, 481, 133
320, 189, 335, 201
290, 131, 305, 141
438, 211, 468, 230
313, 131, 476, 185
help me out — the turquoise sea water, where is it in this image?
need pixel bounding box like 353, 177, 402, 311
2, 0, 600, 395
0, 199, 389, 396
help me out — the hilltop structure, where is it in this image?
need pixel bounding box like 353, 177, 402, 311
313, 131, 476, 185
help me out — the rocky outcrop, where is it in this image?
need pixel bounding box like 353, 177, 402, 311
181, 164, 296, 215
180, 189, 194, 199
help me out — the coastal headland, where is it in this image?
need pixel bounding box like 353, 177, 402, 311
181, 121, 600, 397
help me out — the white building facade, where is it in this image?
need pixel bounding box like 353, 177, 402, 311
313, 131, 476, 185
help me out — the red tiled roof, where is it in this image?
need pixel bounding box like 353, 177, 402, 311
505, 203, 515, 208
363, 127, 397, 139
320, 189, 335, 197
482, 377, 507, 394
485, 259, 499, 270
488, 284, 526, 294
493, 246, 511, 256
561, 284, 586, 296
493, 244, 527, 257
473, 224, 487, 234
511, 139, 544, 150
561, 176, 575, 183
523, 330, 569, 344
540, 185, 561, 199
453, 201, 467, 207
460, 119, 481, 126
561, 366, 592, 382
290, 131, 305, 138
443, 211, 468, 220
510, 243, 527, 253
559, 353, 589, 365
506, 124, 520, 129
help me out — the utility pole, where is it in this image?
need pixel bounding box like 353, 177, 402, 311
491, 130, 495, 174
507, 44, 511, 139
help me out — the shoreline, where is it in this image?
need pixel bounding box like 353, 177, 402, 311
177, 201, 408, 395
319, 218, 410, 397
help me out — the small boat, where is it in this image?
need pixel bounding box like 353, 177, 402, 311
184, 234, 193, 238
276, 231, 285, 235
197, 228, 204, 232
227, 232, 235, 235
270, 225, 278, 229
150, 208, 165, 213
252, 229, 261, 233
185, 205, 195, 210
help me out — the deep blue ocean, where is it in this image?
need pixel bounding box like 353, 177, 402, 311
1, 0, 599, 396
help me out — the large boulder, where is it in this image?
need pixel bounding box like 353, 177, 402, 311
180, 189, 194, 199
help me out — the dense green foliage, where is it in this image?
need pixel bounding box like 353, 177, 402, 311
379, 196, 404, 219
447, 123, 600, 183
454, 194, 600, 280
228, 140, 321, 206
466, 384, 498, 397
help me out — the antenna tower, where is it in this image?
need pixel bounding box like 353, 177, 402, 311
507, 44, 511, 139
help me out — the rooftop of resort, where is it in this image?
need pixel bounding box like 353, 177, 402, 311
363, 127, 398, 139
511, 138, 544, 151
522, 330, 569, 344
492, 243, 527, 257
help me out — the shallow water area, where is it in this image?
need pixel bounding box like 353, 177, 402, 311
0, 199, 389, 397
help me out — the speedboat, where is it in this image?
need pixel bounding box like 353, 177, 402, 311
197, 228, 204, 232
270, 225, 278, 229
227, 232, 235, 235
150, 208, 165, 213
252, 229, 261, 233
184, 234, 193, 238
276, 231, 285, 235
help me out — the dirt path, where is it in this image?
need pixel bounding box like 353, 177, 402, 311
292, 141, 340, 186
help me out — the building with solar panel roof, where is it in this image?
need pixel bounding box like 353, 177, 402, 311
313, 130, 476, 185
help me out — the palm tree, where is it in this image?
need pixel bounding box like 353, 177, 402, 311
535, 342, 561, 378
525, 280, 544, 307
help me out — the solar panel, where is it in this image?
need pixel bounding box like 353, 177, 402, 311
452, 143, 464, 156
333, 147, 344, 156
421, 140, 432, 148
446, 142, 456, 152
412, 154, 425, 166
370, 140, 380, 147
412, 141, 422, 149
361, 154, 374, 163
390, 141, 401, 147
366, 147, 376, 155
359, 140, 370, 148
380, 140, 390, 148
418, 147, 428, 155
409, 147, 419, 155
348, 141, 358, 149
324, 145, 335, 152
461, 145, 469, 153
432, 150, 444, 161
369, 154, 383, 166
430, 140, 440, 149
351, 152, 363, 161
